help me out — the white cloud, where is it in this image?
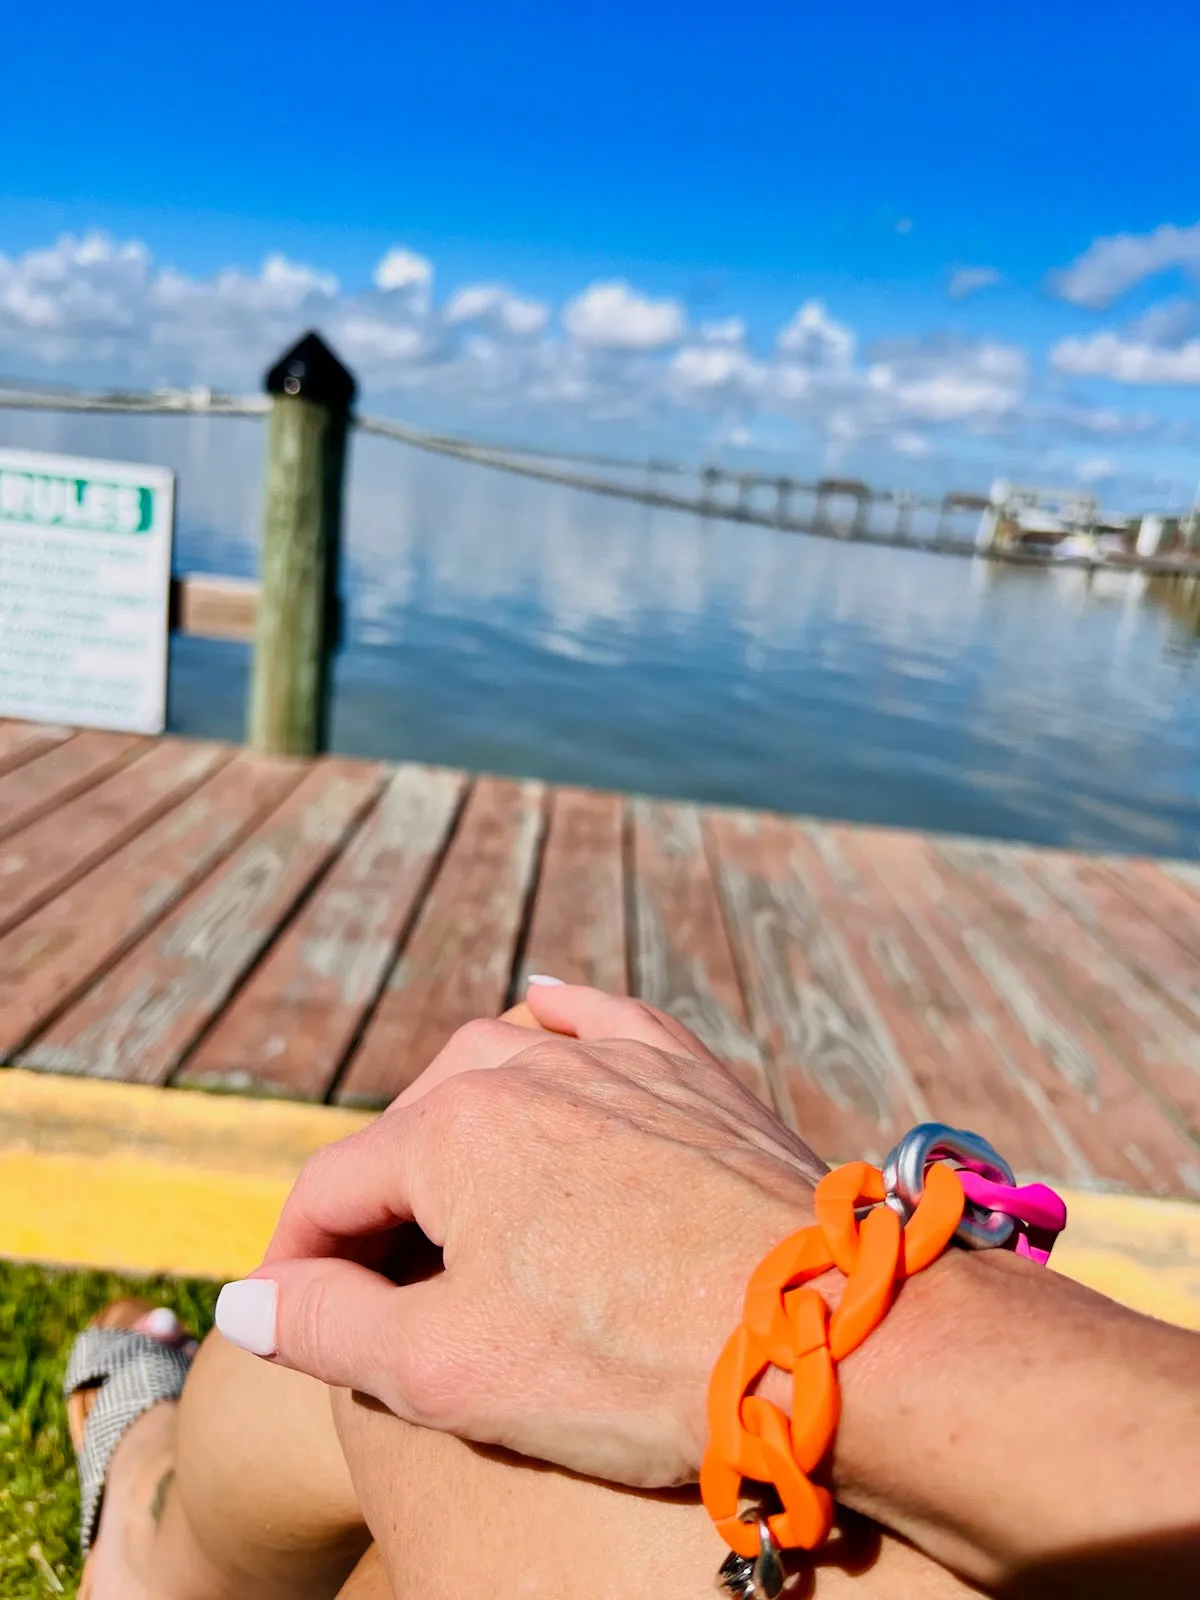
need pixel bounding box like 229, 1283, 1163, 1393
1128, 299, 1197, 346
947, 266, 1002, 300
892, 431, 931, 456
0, 233, 342, 381
0, 228, 1180, 487
0, 232, 150, 336
336, 316, 426, 364
698, 316, 746, 345
864, 336, 1027, 423
776, 300, 855, 368
256, 253, 340, 305
1050, 300, 1200, 385
561, 281, 686, 350
373, 246, 433, 304
1040, 402, 1159, 439
669, 342, 758, 395
1051, 331, 1200, 384
1076, 456, 1117, 482
1049, 222, 1200, 309
443, 284, 548, 337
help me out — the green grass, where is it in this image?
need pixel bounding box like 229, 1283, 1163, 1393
0, 1260, 219, 1599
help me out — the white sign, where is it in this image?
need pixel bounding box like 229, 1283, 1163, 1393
0, 447, 175, 734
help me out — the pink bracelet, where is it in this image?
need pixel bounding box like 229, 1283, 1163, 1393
957, 1172, 1067, 1265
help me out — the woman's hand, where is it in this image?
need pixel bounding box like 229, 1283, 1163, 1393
216, 986, 826, 1487
216, 982, 1200, 1593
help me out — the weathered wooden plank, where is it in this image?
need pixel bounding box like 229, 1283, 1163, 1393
707, 810, 920, 1160
763, 817, 1064, 1174
517, 787, 627, 993
1100, 859, 1200, 965
0, 731, 144, 842
337, 776, 545, 1107
0, 752, 302, 1061
178, 763, 467, 1099
628, 799, 770, 1110
842, 825, 1200, 1197
0, 721, 73, 780
1022, 851, 1200, 1029
171, 574, 258, 642
935, 839, 1200, 1142
18, 759, 383, 1084
0, 739, 231, 939
170, 576, 346, 650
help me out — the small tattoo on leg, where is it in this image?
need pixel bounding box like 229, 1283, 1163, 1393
149, 1467, 175, 1525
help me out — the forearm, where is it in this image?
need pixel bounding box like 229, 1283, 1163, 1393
818, 1249, 1200, 1589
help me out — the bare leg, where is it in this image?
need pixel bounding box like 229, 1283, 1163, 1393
330, 1389, 984, 1599
93, 1326, 980, 1600
89, 1331, 368, 1600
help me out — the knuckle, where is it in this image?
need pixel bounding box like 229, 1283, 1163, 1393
452, 1016, 512, 1054
435, 1066, 489, 1115
426, 1069, 501, 1143
515, 1036, 577, 1072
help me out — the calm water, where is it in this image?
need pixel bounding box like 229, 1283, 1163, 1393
4, 409, 1200, 859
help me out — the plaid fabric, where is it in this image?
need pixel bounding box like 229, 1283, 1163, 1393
64, 1328, 192, 1554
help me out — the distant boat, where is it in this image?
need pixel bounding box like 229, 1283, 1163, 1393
1052, 533, 1095, 562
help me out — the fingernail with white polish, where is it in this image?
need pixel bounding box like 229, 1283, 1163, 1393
526, 974, 564, 987
143, 1307, 182, 1340
215, 1279, 278, 1357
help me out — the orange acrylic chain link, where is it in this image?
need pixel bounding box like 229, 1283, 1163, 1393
700, 1160, 966, 1561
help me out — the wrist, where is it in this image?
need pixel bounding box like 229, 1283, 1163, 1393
695, 1210, 1017, 1549
744, 1242, 1018, 1576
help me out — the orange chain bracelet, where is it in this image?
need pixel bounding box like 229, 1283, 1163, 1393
700, 1159, 966, 1561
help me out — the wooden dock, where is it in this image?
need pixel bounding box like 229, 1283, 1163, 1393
1, 720, 1198, 1198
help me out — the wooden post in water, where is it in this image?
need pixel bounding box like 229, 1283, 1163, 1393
933, 495, 950, 547
894, 492, 914, 542
852, 490, 870, 539
774, 477, 793, 527
248, 332, 356, 756
812, 483, 828, 532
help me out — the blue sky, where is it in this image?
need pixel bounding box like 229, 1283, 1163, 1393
3, 0, 1199, 502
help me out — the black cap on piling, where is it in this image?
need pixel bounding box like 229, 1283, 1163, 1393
265, 332, 357, 412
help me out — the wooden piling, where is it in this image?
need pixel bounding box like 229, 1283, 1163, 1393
774, 477, 793, 527
247, 332, 356, 757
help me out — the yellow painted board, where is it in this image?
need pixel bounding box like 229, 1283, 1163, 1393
0, 1151, 296, 1279
3, 1070, 1200, 1332
0, 1069, 371, 1279
1048, 1189, 1200, 1332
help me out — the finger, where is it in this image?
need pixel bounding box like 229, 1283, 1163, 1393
389, 1016, 541, 1110
216, 1256, 448, 1412
265, 1020, 544, 1266
261, 1107, 427, 1265
523, 982, 722, 1065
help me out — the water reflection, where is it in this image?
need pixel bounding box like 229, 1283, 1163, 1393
3, 410, 1198, 859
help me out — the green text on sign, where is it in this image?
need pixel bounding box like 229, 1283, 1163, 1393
0, 469, 155, 535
